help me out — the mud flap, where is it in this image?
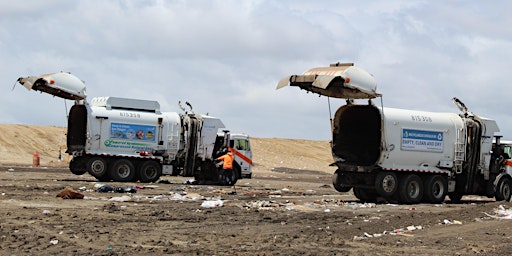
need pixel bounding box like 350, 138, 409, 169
17, 72, 86, 100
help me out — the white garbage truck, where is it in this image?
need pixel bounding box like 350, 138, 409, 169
277, 62, 512, 203
16, 72, 252, 184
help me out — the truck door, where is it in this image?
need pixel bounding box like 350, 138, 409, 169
231, 137, 253, 178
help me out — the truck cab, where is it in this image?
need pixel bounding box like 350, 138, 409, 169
215, 131, 253, 179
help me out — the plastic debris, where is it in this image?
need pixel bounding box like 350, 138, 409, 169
50, 239, 59, 245
108, 195, 131, 202
201, 199, 224, 208
95, 184, 137, 193
443, 219, 462, 225
42, 210, 51, 215
484, 205, 512, 219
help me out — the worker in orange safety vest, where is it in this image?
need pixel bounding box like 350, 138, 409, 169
217, 148, 234, 185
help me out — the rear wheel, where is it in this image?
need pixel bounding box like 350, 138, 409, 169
332, 169, 352, 192
110, 159, 135, 182
87, 157, 109, 180
495, 177, 512, 202
423, 175, 447, 203
375, 172, 398, 197
398, 174, 423, 204
138, 161, 162, 183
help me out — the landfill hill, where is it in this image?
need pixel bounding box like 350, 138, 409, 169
0, 124, 336, 174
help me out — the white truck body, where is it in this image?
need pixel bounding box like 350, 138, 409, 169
278, 63, 512, 203
17, 72, 252, 184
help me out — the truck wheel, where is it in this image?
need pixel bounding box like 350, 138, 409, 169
448, 193, 463, 204
423, 175, 447, 203
332, 169, 352, 192
375, 172, 398, 197
110, 159, 136, 182
87, 157, 109, 180
398, 174, 423, 204
495, 177, 512, 202
138, 161, 162, 183
353, 188, 377, 203
69, 157, 87, 175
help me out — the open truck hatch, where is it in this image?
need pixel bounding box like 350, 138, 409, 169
276, 63, 380, 99
17, 72, 86, 100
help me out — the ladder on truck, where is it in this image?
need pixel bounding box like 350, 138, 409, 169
454, 128, 466, 174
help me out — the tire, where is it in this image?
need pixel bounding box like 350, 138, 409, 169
353, 188, 377, 203
87, 157, 109, 179
398, 174, 423, 204
375, 172, 398, 197
69, 157, 87, 175
138, 161, 162, 183
495, 177, 512, 202
448, 192, 463, 204
423, 175, 447, 203
332, 169, 352, 193
110, 159, 136, 182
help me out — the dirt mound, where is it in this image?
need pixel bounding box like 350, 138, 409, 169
0, 124, 336, 174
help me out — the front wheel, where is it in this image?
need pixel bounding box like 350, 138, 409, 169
375, 172, 398, 197
353, 188, 377, 203
495, 177, 512, 202
110, 159, 136, 182
332, 169, 352, 193
69, 157, 87, 175
138, 161, 162, 183
87, 157, 109, 180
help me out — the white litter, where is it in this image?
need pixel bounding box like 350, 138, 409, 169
50, 239, 59, 245
484, 205, 512, 219
108, 195, 131, 202
201, 199, 224, 208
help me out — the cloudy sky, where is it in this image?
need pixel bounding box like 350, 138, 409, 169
1, 0, 512, 140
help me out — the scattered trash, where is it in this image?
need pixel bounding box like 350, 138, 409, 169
184, 180, 198, 185
353, 225, 423, 241
303, 189, 316, 195
201, 199, 224, 208
115, 186, 137, 193
42, 210, 51, 215
78, 186, 87, 191
109, 195, 131, 202
7, 168, 14, 172
49, 239, 59, 245
56, 187, 84, 199
484, 205, 512, 219
95, 184, 137, 193
443, 219, 462, 225
95, 184, 114, 193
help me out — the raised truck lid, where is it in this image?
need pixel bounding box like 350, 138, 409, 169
17, 72, 86, 100
276, 63, 380, 99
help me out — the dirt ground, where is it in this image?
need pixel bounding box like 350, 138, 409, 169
1, 124, 512, 255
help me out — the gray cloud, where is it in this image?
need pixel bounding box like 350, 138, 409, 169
1, 0, 511, 140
